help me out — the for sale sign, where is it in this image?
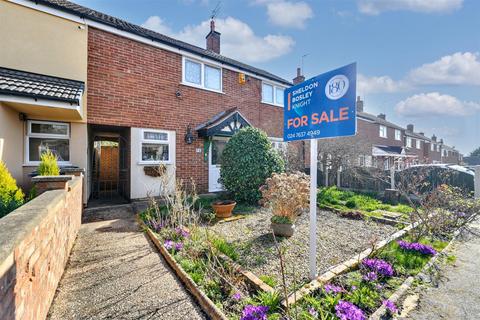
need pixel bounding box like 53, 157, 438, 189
284, 63, 357, 142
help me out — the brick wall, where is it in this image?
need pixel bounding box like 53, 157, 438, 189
87, 27, 287, 192
0, 177, 83, 320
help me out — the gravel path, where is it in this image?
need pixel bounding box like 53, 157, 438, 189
405, 218, 480, 319
208, 209, 396, 289
48, 205, 205, 320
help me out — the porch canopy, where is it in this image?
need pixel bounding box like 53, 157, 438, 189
0, 67, 85, 120
195, 107, 251, 137
372, 145, 413, 158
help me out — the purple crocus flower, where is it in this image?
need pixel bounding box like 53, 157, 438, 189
351, 285, 357, 291
308, 307, 318, 317
383, 300, 398, 314
175, 227, 190, 238
335, 300, 365, 320
397, 240, 437, 255
240, 305, 269, 320
164, 240, 174, 250
232, 292, 242, 301
324, 283, 344, 294
174, 242, 184, 251
150, 221, 163, 232
363, 271, 378, 282
362, 259, 394, 277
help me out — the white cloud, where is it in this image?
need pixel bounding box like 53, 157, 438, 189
409, 52, 480, 86
141, 16, 172, 35
395, 92, 480, 117
141, 16, 295, 63
358, 0, 463, 15
358, 74, 410, 94
263, 1, 314, 29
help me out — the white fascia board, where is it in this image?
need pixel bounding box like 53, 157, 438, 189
0, 94, 81, 111
10, 0, 290, 88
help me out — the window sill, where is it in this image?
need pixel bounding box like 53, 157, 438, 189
261, 101, 284, 108
137, 161, 172, 166
180, 82, 224, 95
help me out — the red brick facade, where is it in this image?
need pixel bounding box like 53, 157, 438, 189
0, 177, 83, 320
87, 27, 286, 192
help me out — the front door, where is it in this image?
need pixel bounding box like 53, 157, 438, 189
208, 138, 228, 192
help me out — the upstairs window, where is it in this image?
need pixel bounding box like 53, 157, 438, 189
406, 137, 412, 148
262, 82, 285, 107
183, 57, 222, 92
416, 140, 421, 149
395, 129, 401, 141
379, 125, 387, 138
431, 143, 435, 151
26, 120, 70, 164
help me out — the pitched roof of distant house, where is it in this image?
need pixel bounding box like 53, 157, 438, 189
405, 130, 431, 141
28, 0, 291, 86
357, 111, 404, 130
0, 67, 84, 104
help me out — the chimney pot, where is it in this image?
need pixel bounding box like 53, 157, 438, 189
407, 124, 414, 132
377, 113, 386, 120
356, 96, 364, 112
206, 19, 221, 54
293, 68, 305, 85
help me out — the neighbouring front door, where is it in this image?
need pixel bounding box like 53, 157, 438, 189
208, 138, 228, 192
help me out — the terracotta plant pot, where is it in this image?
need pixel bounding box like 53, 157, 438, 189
212, 200, 236, 219
271, 222, 295, 237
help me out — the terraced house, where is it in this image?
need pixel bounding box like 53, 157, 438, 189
0, 0, 296, 204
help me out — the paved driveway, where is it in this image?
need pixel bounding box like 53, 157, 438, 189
405, 219, 480, 319
48, 205, 205, 320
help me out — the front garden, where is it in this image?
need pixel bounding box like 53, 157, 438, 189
139, 127, 480, 320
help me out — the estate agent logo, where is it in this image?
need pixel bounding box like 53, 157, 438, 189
325, 74, 349, 100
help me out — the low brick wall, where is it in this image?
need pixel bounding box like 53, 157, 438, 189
0, 176, 83, 320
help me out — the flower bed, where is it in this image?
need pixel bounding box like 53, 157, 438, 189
317, 187, 413, 220
293, 236, 448, 319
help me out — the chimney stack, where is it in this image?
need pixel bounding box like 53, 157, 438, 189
293, 67, 305, 85
407, 124, 414, 132
356, 96, 364, 112
419, 132, 424, 136
432, 134, 437, 142
377, 113, 386, 120
206, 20, 221, 54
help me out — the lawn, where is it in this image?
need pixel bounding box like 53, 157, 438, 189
317, 187, 413, 219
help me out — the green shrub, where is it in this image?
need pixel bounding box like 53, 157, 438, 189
220, 127, 284, 204
345, 199, 357, 209
0, 161, 24, 218
38, 150, 60, 176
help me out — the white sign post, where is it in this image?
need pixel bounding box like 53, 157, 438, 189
309, 139, 318, 280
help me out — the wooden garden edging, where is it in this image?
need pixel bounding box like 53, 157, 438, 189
320, 204, 407, 226
137, 216, 228, 320
281, 223, 416, 308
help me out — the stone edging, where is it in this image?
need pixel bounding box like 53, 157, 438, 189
281, 223, 416, 307
320, 205, 407, 226
137, 217, 228, 320
368, 224, 466, 320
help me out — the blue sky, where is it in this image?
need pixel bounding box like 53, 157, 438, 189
76, 0, 479, 154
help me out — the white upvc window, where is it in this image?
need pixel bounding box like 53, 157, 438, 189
140, 129, 173, 164
431, 143, 435, 151
416, 139, 421, 149
270, 137, 287, 154
395, 129, 401, 141
182, 57, 222, 93
437, 145, 440, 152
26, 120, 70, 165
406, 137, 412, 148
379, 125, 387, 138
262, 82, 285, 107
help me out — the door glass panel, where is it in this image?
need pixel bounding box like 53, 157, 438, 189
211, 140, 227, 165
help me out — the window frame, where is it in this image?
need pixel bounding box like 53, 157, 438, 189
139, 129, 173, 165
406, 137, 412, 148
182, 57, 223, 93
25, 120, 71, 165
395, 129, 401, 141
379, 125, 387, 138
262, 81, 286, 107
